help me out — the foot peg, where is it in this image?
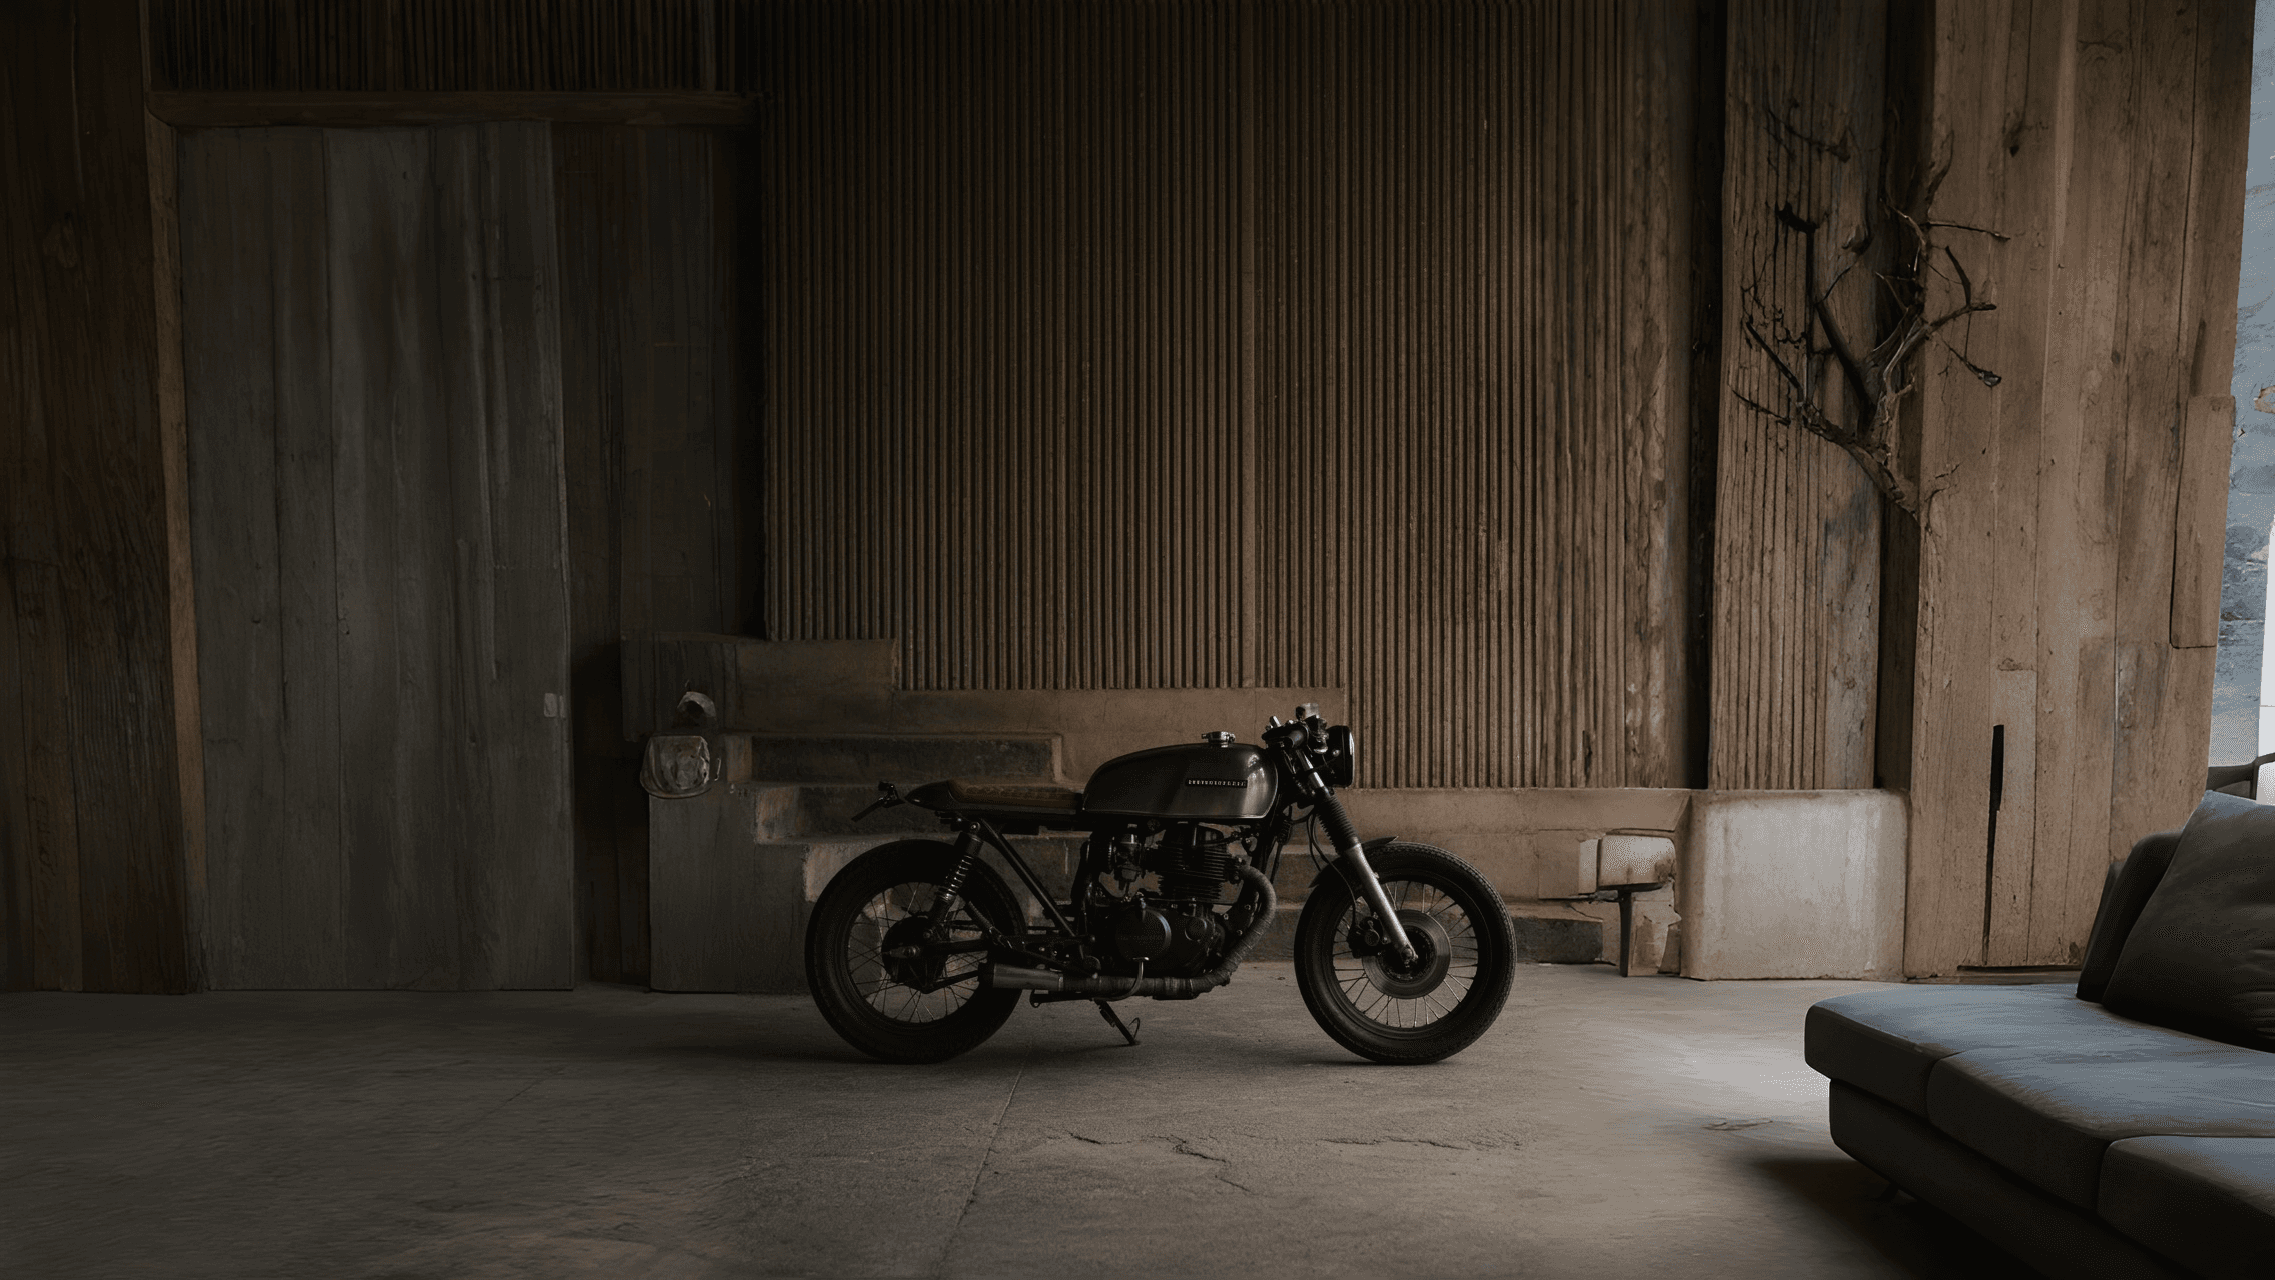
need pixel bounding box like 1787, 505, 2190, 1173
1095, 999, 1141, 1046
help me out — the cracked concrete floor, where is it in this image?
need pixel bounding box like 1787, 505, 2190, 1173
3, 962, 2026, 1279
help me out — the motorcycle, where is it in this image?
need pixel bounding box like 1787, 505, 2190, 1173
803, 705, 1517, 1064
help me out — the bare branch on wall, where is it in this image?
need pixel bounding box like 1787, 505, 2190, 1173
1733, 195, 2002, 516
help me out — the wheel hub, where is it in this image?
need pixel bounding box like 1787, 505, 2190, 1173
879, 916, 944, 988
1359, 908, 1454, 999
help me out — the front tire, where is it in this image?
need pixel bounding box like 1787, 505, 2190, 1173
805, 840, 1022, 1063
1293, 842, 1517, 1064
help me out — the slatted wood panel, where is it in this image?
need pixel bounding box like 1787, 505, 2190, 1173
554, 124, 751, 984
1709, 0, 1886, 791
149, 0, 738, 91
756, 0, 1703, 788
180, 125, 575, 990
1904, 0, 2252, 974
1, 0, 199, 993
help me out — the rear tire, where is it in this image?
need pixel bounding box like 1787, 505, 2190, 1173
805, 840, 1022, 1063
1293, 842, 1517, 1064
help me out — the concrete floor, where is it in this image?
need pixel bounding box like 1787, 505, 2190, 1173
4, 963, 2028, 1279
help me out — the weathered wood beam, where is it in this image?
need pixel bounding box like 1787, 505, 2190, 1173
145, 91, 752, 128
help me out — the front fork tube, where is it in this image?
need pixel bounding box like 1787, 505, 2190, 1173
1315, 796, 1419, 965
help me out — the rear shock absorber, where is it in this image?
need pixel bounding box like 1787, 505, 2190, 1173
930, 828, 981, 921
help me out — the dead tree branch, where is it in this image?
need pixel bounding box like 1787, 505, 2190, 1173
1733, 202, 2002, 516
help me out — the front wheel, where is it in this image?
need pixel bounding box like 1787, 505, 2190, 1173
805, 840, 1022, 1063
1293, 842, 1517, 1064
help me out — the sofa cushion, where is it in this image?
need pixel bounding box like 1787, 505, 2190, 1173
2077, 828, 2183, 1003
1925, 1037, 2275, 1211
1806, 984, 2126, 1115
1828, 1082, 2190, 1280
2102, 790, 2275, 1047
2099, 1136, 2275, 1280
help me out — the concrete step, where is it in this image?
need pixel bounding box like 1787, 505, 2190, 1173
740, 733, 1061, 785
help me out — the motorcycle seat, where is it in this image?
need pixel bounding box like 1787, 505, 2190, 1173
936, 779, 1083, 813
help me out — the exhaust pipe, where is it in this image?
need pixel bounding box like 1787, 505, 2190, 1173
986, 862, 1278, 999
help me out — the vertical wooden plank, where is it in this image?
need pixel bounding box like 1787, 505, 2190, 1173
457, 121, 574, 988
430, 123, 507, 989
1904, 0, 2024, 975
2102, 0, 2208, 933
148, 108, 208, 992
2173, 395, 2237, 648
0, 28, 86, 987
180, 129, 333, 989
553, 123, 640, 984
2024, 0, 2135, 967
1978, 0, 2058, 967
1985, 669, 2038, 960
329, 128, 461, 990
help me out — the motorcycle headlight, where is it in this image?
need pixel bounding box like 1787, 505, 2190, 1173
1324, 725, 1357, 788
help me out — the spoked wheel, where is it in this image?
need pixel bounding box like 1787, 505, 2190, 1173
1293, 842, 1517, 1064
804, 840, 1022, 1063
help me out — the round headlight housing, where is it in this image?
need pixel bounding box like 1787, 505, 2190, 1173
1322, 724, 1357, 788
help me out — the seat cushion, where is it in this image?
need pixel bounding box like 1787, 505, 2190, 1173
1925, 1037, 2275, 1211
940, 779, 1083, 813
1806, 984, 2125, 1115
2077, 827, 2183, 1003
2100, 1136, 2275, 1280
2102, 790, 2275, 1046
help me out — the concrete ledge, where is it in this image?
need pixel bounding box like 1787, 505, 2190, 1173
1680, 790, 1907, 980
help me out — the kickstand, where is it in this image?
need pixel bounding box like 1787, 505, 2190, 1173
1094, 999, 1141, 1046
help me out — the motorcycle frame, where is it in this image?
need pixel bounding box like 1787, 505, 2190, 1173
921, 809, 1296, 976
881, 708, 1418, 987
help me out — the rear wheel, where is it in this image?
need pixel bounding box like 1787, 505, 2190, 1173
805, 840, 1022, 1063
1293, 842, 1516, 1064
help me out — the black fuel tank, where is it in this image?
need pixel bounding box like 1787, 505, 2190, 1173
1082, 739, 1278, 820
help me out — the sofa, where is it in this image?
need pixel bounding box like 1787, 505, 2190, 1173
1805, 790, 2275, 1279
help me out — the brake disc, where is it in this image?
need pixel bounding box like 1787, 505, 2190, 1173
1358, 907, 1454, 999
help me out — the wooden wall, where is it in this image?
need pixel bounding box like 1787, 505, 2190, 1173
177, 125, 576, 989
755, 0, 1708, 789
1, 0, 200, 993
1709, 0, 1888, 790
555, 125, 753, 985
1902, 0, 2252, 974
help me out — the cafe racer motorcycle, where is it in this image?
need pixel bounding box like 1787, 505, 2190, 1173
804, 706, 1516, 1064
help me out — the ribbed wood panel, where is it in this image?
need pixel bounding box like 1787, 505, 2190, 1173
1709, 0, 1886, 791
757, 1, 1700, 788
149, 0, 737, 91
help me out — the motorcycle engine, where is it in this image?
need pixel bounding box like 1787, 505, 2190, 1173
1103, 825, 1239, 976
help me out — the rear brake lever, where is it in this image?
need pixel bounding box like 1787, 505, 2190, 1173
853, 781, 905, 823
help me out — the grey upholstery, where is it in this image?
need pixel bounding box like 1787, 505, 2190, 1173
1924, 1038, 2275, 1211
1808, 789, 2275, 1277
2103, 791, 2275, 1047
1828, 1082, 2189, 1280
2100, 1136, 2275, 1280
1805, 984, 2124, 1116
2078, 828, 2183, 1002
